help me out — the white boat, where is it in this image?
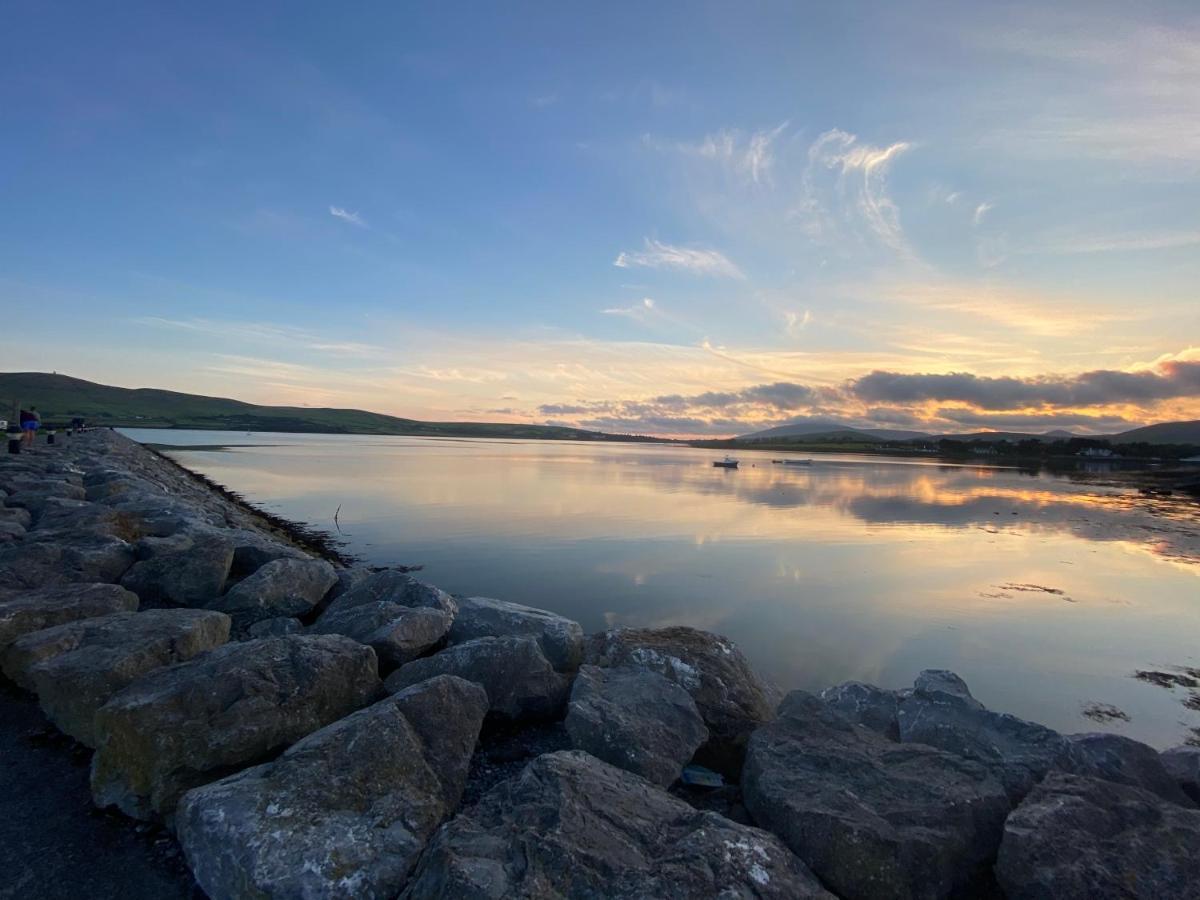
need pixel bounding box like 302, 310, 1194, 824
713, 456, 739, 469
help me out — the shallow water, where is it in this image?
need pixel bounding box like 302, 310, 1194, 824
122, 429, 1200, 748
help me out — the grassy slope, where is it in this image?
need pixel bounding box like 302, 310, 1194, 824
0, 372, 630, 440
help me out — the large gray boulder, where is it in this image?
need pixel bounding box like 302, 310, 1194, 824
208, 557, 337, 628
1061, 733, 1195, 807
585, 626, 772, 772
2, 609, 231, 746
743, 691, 1010, 900
245, 616, 303, 638
386, 635, 569, 721
565, 665, 708, 787
91, 634, 381, 821
820, 680, 905, 740
896, 669, 1068, 803
448, 596, 584, 671
996, 773, 1200, 899
0, 583, 139, 651
401, 750, 832, 899
311, 602, 451, 668
1161, 745, 1200, 804
119, 530, 234, 607
321, 570, 457, 619
178, 675, 489, 900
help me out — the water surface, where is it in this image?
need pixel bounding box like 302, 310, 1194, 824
123, 429, 1200, 748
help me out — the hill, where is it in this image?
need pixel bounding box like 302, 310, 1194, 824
738, 420, 930, 442
0, 372, 641, 441
1110, 420, 1200, 444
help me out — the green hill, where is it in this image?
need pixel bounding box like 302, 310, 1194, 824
0, 372, 638, 441
1110, 420, 1200, 445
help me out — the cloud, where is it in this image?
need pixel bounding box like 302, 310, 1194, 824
602, 297, 658, 321
973, 202, 993, 226
784, 310, 813, 335
134, 316, 386, 357
613, 239, 744, 278
797, 128, 913, 254
851, 360, 1200, 410
1035, 230, 1200, 255
683, 122, 789, 184
329, 206, 367, 227
976, 21, 1200, 166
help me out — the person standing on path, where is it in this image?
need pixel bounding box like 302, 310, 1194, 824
20, 406, 40, 449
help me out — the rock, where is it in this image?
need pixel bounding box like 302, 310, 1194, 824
327, 565, 374, 602
585, 626, 772, 772
1161, 746, 1200, 804
0, 541, 72, 588
820, 680, 905, 740
33, 531, 137, 583
743, 691, 1010, 900
321, 570, 457, 619
913, 668, 980, 706
0, 505, 33, 530
5, 482, 88, 520
1060, 733, 1195, 807
401, 750, 832, 899
2, 609, 231, 746
897, 669, 1068, 803
244, 616, 303, 638
119, 530, 234, 607
208, 557, 337, 628
225, 530, 308, 581
385, 635, 569, 721
0, 518, 25, 542
448, 596, 584, 671
996, 773, 1200, 899
312, 602, 451, 669
564, 665, 708, 787
0, 583, 139, 651
91, 634, 381, 820
178, 676, 488, 900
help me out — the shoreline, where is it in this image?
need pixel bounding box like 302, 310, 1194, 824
2, 429, 1198, 898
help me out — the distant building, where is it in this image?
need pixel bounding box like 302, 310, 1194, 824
1181, 455, 1200, 464
1077, 447, 1118, 458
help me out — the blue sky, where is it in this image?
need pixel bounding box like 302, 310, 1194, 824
2, 1, 1198, 435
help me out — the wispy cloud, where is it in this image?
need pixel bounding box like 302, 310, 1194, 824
329, 205, 367, 228
973, 202, 993, 226
681, 122, 790, 185
976, 20, 1200, 166
613, 238, 744, 278
602, 297, 658, 322
134, 316, 386, 357
1035, 230, 1200, 255
796, 129, 913, 255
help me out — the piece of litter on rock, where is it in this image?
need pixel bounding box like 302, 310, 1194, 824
681, 765, 724, 788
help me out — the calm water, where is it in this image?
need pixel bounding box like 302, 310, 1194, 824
122, 429, 1200, 748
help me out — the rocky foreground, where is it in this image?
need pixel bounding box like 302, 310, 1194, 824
2, 430, 1199, 899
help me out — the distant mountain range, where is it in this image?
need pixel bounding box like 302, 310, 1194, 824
0, 372, 646, 442
3, 372, 1197, 447
736, 420, 931, 442
736, 418, 1200, 446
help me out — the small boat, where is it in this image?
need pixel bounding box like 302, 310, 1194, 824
782, 458, 813, 466
713, 456, 739, 469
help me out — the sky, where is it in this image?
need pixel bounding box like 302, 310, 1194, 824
2, 0, 1198, 437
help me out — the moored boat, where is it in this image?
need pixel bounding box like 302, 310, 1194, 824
713, 456, 739, 469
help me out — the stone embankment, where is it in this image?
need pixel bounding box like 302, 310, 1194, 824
2, 429, 1200, 899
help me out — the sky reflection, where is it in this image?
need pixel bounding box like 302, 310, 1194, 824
126, 429, 1200, 748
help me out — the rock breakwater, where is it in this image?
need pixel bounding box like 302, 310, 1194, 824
2, 429, 1199, 898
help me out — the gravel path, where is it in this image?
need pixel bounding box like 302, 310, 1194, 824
0, 676, 200, 899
